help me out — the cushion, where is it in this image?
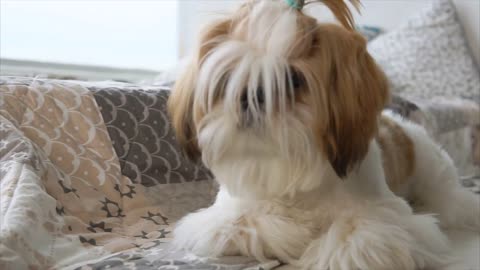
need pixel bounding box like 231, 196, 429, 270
89, 86, 212, 187
368, 0, 480, 101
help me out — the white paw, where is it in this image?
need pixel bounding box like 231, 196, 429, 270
172, 207, 239, 257
173, 205, 313, 263
300, 215, 449, 270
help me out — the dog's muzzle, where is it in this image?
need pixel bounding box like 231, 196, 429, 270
240, 87, 265, 112
239, 87, 265, 127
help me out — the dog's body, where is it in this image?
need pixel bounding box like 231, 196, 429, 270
169, 0, 480, 269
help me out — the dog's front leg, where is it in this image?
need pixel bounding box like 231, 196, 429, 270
172, 205, 242, 257
171, 187, 245, 257
172, 187, 314, 263
297, 198, 452, 270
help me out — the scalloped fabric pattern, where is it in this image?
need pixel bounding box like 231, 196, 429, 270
89, 86, 212, 187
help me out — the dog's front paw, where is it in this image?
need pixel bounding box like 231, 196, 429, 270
172, 207, 240, 257
299, 216, 447, 270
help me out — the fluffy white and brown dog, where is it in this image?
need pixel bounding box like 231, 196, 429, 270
168, 0, 480, 269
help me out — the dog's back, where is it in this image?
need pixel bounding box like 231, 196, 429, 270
378, 111, 480, 229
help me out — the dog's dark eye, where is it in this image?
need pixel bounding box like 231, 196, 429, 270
287, 67, 304, 90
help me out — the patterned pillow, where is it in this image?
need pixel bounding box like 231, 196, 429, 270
88, 86, 213, 187
368, 0, 480, 101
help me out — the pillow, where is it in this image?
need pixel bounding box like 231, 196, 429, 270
89, 86, 212, 187
368, 0, 480, 101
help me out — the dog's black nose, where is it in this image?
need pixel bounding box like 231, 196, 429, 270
256, 87, 265, 105
241, 87, 265, 111
241, 91, 249, 111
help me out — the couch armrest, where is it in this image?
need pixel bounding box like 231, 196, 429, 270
411, 97, 480, 137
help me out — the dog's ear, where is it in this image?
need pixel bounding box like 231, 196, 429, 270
168, 64, 201, 160
168, 18, 232, 161
314, 30, 389, 178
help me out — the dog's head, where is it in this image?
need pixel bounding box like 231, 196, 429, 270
169, 0, 389, 197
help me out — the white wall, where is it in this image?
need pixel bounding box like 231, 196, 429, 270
177, 0, 240, 57
178, 0, 480, 64
1, 0, 178, 70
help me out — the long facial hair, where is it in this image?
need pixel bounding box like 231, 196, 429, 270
168, 0, 389, 198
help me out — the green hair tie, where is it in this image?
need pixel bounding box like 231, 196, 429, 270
285, 0, 305, 10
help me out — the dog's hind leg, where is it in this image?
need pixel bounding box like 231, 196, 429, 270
398, 116, 480, 231
410, 144, 480, 231
296, 199, 451, 270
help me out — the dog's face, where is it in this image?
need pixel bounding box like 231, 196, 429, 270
169, 0, 389, 198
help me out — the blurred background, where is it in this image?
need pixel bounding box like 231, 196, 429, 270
1, 0, 479, 83
1, 0, 178, 81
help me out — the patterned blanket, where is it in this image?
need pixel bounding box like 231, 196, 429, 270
0, 76, 478, 270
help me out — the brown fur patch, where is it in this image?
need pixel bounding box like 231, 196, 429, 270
168, 18, 233, 160
294, 24, 389, 177
312, 0, 360, 30
377, 116, 415, 194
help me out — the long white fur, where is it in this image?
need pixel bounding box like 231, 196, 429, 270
173, 1, 480, 269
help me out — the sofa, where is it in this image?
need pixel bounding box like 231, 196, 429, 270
0, 74, 479, 270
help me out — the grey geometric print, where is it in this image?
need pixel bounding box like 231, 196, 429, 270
90, 87, 212, 187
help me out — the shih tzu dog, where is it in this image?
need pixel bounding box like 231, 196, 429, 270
168, 0, 480, 269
